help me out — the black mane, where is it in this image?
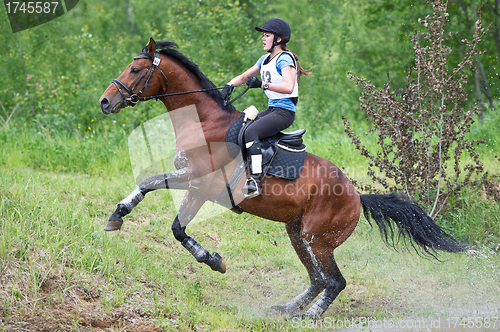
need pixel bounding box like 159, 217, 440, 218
141, 41, 235, 113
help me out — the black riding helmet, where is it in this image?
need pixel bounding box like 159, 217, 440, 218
255, 18, 291, 52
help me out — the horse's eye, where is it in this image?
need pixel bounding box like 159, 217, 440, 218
131, 68, 141, 74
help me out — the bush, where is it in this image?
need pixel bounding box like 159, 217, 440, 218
344, 0, 489, 218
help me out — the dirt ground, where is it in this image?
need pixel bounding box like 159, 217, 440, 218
0, 300, 166, 332
0, 274, 168, 332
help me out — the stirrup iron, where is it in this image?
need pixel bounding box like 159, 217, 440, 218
242, 176, 261, 199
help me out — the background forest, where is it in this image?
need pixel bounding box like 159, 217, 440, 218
2, 0, 500, 133
1, 0, 500, 331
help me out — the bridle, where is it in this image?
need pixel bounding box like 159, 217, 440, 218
112, 51, 169, 106
112, 50, 249, 107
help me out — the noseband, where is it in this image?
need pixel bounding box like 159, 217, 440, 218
112, 51, 168, 106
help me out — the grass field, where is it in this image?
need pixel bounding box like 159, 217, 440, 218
1, 120, 500, 331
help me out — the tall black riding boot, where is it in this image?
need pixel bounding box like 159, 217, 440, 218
242, 139, 262, 199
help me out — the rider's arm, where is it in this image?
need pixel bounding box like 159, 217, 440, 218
227, 65, 260, 86
265, 65, 296, 94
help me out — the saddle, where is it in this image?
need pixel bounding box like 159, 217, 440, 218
209, 107, 307, 214
225, 106, 307, 180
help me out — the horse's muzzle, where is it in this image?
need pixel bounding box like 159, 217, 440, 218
99, 96, 125, 114
99, 97, 111, 114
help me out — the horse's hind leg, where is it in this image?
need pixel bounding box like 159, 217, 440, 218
303, 241, 346, 320
105, 168, 193, 231
270, 220, 326, 315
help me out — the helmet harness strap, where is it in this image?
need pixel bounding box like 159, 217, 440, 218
268, 34, 281, 53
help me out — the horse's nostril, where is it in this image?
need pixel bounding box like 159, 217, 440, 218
100, 98, 109, 108
100, 97, 111, 114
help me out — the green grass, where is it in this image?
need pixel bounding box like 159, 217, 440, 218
0, 122, 499, 331
0, 122, 131, 177
1, 167, 499, 331
441, 185, 500, 250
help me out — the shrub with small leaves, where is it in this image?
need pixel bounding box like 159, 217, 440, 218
344, 0, 489, 218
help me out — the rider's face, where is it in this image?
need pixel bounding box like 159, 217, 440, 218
262, 32, 281, 52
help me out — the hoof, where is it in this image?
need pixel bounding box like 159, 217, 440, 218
105, 206, 126, 231
207, 252, 226, 274
104, 218, 123, 231
219, 256, 226, 274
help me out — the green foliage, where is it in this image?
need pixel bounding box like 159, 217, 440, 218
442, 185, 500, 249
345, 0, 491, 218
0, 0, 271, 133
1, 0, 500, 135
0, 123, 131, 176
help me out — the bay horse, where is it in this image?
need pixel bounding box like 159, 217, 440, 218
99, 38, 466, 319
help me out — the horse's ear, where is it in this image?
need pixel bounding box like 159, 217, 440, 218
147, 38, 156, 57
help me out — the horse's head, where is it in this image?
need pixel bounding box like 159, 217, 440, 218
99, 38, 168, 114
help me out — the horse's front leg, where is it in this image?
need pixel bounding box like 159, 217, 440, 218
171, 191, 226, 273
104, 168, 193, 231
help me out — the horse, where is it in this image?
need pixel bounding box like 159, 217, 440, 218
99, 38, 466, 319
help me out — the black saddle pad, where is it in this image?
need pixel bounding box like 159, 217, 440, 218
225, 113, 307, 180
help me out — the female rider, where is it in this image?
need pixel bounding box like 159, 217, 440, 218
223, 18, 309, 199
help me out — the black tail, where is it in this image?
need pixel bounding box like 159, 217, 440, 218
359, 193, 467, 258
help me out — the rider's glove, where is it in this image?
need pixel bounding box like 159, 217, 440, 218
246, 76, 263, 89
221, 84, 234, 100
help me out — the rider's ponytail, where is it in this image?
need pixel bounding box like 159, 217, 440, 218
282, 46, 312, 81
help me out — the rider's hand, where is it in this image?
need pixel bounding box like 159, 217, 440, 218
221, 84, 234, 101
246, 76, 263, 89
